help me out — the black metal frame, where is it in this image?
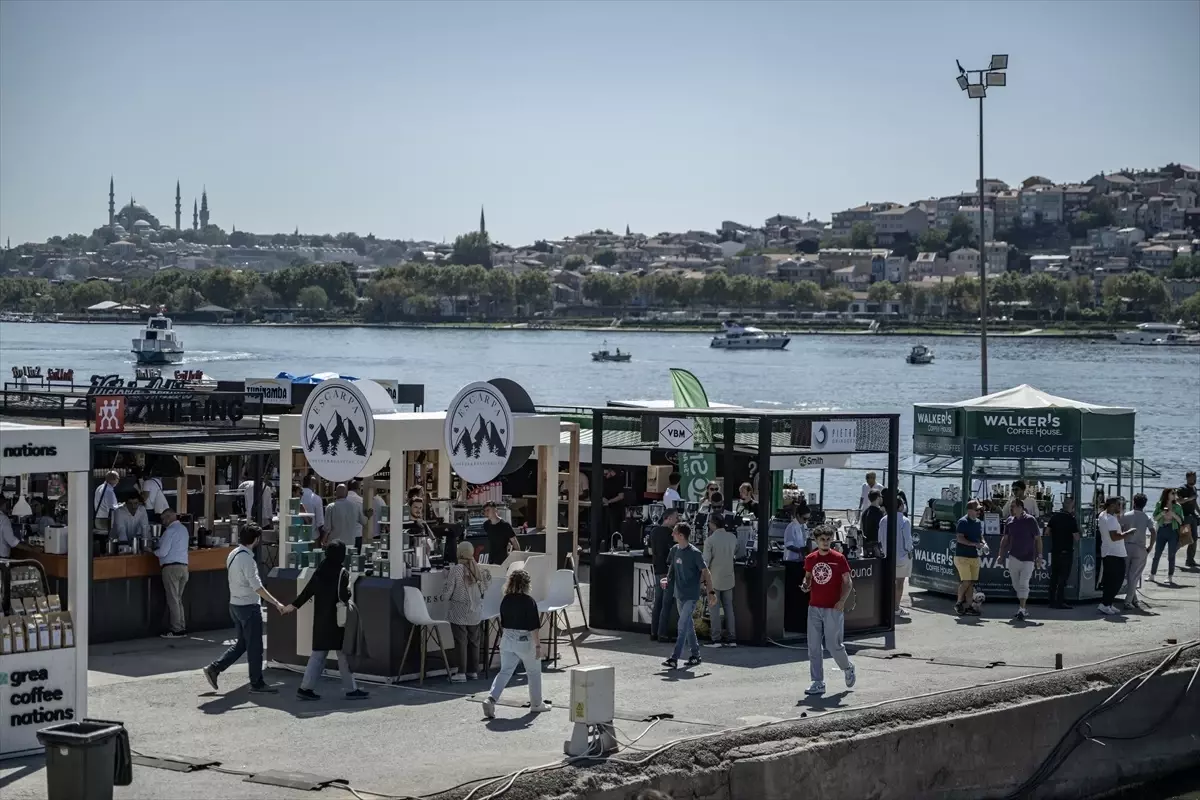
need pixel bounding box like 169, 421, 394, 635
586, 407, 902, 645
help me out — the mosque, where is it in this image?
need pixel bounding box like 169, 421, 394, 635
106, 177, 210, 237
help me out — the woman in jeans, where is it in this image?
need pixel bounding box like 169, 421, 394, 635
285, 540, 369, 701
445, 541, 491, 682
997, 499, 1044, 621
1150, 487, 1185, 585
482, 569, 551, 718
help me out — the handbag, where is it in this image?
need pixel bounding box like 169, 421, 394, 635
1180, 524, 1194, 548
336, 568, 353, 627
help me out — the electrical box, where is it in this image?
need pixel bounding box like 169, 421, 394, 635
646, 465, 672, 495
568, 665, 615, 725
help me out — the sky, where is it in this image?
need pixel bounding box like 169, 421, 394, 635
1, 0, 1198, 247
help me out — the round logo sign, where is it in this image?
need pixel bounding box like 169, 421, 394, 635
812, 561, 834, 585
445, 382, 515, 485
300, 379, 374, 482
1081, 554, 1095, 582
813, 424, 829, 447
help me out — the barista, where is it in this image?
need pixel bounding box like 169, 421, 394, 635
736, 482, 759, 518
110, 495, 150, 545
405, 495, 439, 561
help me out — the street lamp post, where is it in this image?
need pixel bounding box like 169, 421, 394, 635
956, 54, 1007, 397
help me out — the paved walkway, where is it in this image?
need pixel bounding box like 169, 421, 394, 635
3, 570, 1197, 800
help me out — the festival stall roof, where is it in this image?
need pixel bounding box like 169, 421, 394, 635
913, 384, 1136, 460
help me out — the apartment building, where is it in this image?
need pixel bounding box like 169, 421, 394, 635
1018, 185, 1065, 224
873, 206, 928, 244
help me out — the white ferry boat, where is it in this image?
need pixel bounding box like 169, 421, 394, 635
131, 310, 185, 365
1115, 322, 1185, 346
710, 321, 790, 350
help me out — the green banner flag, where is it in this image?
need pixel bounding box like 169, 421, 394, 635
669, 368, 713, 445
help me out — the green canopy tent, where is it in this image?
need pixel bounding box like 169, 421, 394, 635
907, 385, 1148, 603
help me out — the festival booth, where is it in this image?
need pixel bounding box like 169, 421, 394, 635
0, 422, 91, 759
584, 406, 902, 645
266, 379, 563, 681
907, 385, 1141, 602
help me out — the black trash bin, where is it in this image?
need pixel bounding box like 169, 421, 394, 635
37, 718, 130, 800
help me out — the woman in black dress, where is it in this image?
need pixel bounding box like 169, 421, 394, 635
285, 540, 369, 701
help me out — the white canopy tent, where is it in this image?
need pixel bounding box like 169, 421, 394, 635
921, 384, 1133, 415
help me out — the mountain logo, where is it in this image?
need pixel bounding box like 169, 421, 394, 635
300, 379, 374, 482
445, 382, 515, 485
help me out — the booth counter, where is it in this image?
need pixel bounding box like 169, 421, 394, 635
12, 544, 235, 643
591, 550, 889, 642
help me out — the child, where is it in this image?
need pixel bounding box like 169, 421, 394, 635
482, 569, 551, 718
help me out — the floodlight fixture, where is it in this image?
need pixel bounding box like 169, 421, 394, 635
957, 74, 970, 91
986, 71, 1007, 87
989, 54, 1009, 71
967, 84, 986, 99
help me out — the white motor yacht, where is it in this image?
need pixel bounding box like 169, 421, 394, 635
1150, 332, 1200, 346
710, 321, 790, 350
1115, 322, 1184, 345
132, 310, 185, 365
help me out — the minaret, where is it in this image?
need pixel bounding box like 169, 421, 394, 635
199, 188, 209, 228
175, 181, 182, 231
108, 177, 115, 226
479, 205, 486, 235
625, 223, 630, 236
192, 199, 198, 231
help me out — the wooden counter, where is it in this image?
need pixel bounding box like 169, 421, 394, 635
10, 544, 237, 644
13, 545, 235, 580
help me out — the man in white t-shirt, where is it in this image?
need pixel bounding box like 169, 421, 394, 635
299, 474, 326, 536
1120, 493, 1155, 610
371, 491, 388, 542
140, 473, 170, 520
93, 472, 120, 529
857, 472, 882, 521
1096, 496, 1134, 616
662, 472, 683, 510
238, 474, 274, 526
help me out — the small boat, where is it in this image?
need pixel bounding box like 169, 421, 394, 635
1115, 321, 1185, 345
1150, 332, 1200, 347
710, 321, 790, 350
131, 308, 185, 365
906, 344, 934, 364
591, 343, 631, 362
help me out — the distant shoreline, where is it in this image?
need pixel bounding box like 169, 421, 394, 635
2, 317, 1120, 339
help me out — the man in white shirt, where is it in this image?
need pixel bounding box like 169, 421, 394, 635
1097, 497, 1134, 616
662, 472, 683, 510
783, 505, 810, 562
109, 496, 150, 544
238, 473, 274, 526
371, 491, 388, 542
347, 480, 365, 546
154, 508, 191, 637
1010, 481, 1041, 520
202, 524, 286, 694
299, 475, 326, 537
857, 472, 882, 521
877, 492, 915, 616
93, 471, 120, 529
0, 498, 21, 558
325, 483, 371, 548
140, 472, 170, 520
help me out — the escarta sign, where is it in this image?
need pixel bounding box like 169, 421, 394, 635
300, 379, 375, 482
444, 382, 515, 485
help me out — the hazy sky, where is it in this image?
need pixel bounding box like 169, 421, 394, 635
1, 0, 1197, 247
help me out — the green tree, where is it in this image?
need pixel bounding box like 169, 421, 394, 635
646, 271, 683, 306
365, 277, 408, 322
72, 280, 113, 310
201, 268, 252, 308
228, 230, 254, 248
593, 249, 618, 268
482, 269, 515, 314
450, 231, 492, 268
895, 281, 917, 316
911, 288, 931, 317
917, 229, 948, 254
951, 275, 980, 315
1102, 273, 1170, 314
849, 222, 875, 249
1025, 273, 1062, 319
515, 269, 553, 313
728, 275, 755, 309
171, 286, 204, 312
1177, 292, 1200, 325
246, 283, 277, 309
298, 285, 329, 312
701, 273, 729, 306
989, 270, 1026, 306
790, 280, 824, 310
946, 214, 975, 252
563, 255, 587, 271
582, 272, 618, 305
1168, 254, 1200, 279
1072, 276, 1095, 308
825, 287, 854, 311
867, 281, 895, 303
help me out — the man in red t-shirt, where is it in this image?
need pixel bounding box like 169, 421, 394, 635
802, 525, 856, 696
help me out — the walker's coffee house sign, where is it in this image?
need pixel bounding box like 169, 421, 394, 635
967, 411, 1079, 457
913, 401, 1134, 460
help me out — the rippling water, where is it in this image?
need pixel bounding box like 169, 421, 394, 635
2, 322, 1196, 505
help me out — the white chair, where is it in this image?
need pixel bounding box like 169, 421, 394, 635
400, 586, 452, 685
478, 572, 506, 677
537, 569, 581, 666
498, 550, 527, 573
519, 554, 552, 606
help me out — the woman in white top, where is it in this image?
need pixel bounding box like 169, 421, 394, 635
444, 541, 492, 682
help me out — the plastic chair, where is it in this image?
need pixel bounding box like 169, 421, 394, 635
399, 586, 452, 685
537, 569, 581, 666
520, 554, 552, 605
478, 572, 506, 678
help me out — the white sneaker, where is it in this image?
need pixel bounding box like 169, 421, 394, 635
844, 665, 857, 689
804, 681, 826, 696
1097, 604, 1116, 615
450, 674, 467, 683
482, 697, 496, 719
530, 699, 552, 713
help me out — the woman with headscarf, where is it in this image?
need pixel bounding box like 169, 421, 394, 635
445, 541, 492, 682
285, 540, 369, 701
